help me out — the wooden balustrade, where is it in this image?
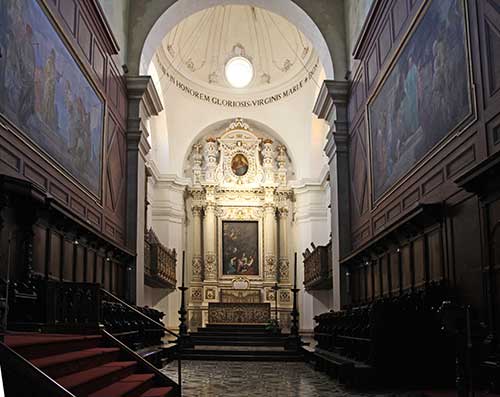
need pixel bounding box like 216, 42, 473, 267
144, 229, 177, 289
303, 241, 332, 290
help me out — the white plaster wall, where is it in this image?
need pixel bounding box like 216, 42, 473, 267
292, 182, 330, 333
148, 179, 187, 330
151, 71, 327, 184
99, 0, 129, 66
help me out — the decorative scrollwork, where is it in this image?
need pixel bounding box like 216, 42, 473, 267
208, 302, 270, 324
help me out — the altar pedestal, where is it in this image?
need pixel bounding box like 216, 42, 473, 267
208, 302, 271, 324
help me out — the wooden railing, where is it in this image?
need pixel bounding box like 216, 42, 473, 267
45, 282, 101, 329
144, 229, 177, 289
303, 241, 332, 290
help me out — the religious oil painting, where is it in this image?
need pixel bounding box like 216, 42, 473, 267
222, 221, 259, 276
231, 154, 249, 176
0, 0, 104, 196
369, 0, 471, 201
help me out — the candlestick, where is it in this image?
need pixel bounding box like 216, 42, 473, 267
294, 252, 297, 288
181, 250, 185, 287
178, 250, 192, 347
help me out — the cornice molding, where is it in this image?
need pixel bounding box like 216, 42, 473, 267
126, 75, 163, 117
313, 80, 350, 123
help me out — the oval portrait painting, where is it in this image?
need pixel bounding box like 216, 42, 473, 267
231, 154, 249, 176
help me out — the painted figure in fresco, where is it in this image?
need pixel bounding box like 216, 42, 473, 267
16, 24, 36, 127
0, 0, 104, 195
41, 49, 61, 130
403, 55, 419, 135
370, 0, 470, 200
431, 33, 448, 124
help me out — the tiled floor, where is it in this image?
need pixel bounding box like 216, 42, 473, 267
163, 360, 423, 397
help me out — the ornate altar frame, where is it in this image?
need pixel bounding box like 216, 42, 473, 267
186, 118, 294, 329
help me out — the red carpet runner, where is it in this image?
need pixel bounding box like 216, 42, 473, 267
4, 333, 174, 397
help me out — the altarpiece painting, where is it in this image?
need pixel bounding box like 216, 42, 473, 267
0, 0, 104, 196
369, 0, 471, 201
222, 221, 259, 276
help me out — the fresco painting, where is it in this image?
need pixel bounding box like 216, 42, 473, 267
222, 221, 259, 276
0, 0, 104, 195
369, 0, 471, 201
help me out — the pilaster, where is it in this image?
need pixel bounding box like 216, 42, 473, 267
314, 79, 351, 311
126, 75, 163, 304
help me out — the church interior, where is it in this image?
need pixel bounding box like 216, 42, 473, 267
0, 0, 499, 396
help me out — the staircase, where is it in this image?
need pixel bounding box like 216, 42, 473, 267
183, 324, 304, 361
1, 331, 179, 396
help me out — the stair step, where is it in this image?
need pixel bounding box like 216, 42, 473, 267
57, 361, 137, 396
5, 333, 103, 359
89, 373, 155, 397
197, 328, 273, 333
184, 348, 300, 355
192, 333, 285, 339
140, 387, 174, 397
181, 352, 304, 361
31, 347, 120, 378
192, 338, 285, 346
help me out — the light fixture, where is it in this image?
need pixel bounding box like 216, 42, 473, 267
225, 56, 254, 88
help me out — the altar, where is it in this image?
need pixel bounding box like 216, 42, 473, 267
207, 288, 270, 324
208, 302, 271, 324
186, 119, 294, 330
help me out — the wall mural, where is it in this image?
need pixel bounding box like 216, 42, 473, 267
222, 221, 259, 276
369, 0, 471, 201
0, 0, 104, 196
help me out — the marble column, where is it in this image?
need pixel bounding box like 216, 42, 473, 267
314, 80, 351, 311
191, 205, 203, 282
277, 206, 289, 284
203, 200, 217, 281
263, 188, 277, 282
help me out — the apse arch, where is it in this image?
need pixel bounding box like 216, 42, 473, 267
138, 0, 335, 80
182, 118, 297, 179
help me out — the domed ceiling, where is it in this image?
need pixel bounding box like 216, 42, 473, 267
154, 5, 320, 97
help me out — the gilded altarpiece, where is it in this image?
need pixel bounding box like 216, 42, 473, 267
186, 119, 293, 329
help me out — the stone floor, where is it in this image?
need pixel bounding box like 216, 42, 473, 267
163, 360, 424, 397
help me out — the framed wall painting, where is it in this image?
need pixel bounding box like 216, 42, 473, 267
368, 0, 473, 203
221, 220, 261, 278
0, 0, 105, 197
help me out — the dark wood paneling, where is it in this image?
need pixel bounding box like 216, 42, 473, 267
347, 0, 486, 252
348, 222, 449, 305
344, 0, 500, 348
446, 196, 485, 321
488, 197, 500, 334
